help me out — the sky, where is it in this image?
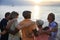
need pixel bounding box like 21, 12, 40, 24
0, 0, 60, 6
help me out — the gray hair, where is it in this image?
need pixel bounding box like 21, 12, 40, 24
36, 20, 44, 26
9, 11, 19, 20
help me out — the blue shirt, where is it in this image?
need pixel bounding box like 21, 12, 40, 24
0, 18, 9, 40
0, 18, 8, 31
49, 21, 58, 37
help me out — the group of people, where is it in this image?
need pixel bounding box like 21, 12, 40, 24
0, 10, 58, 40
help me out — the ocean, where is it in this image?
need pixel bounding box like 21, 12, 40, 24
0, 5, 60, 27
0, 5, 60, 40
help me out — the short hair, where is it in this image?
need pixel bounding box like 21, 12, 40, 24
36, 20, 44, 26
5, 12, 10, 17
47, 13, 55, 21
9, 11, 19, 20
22, 11, 31, 19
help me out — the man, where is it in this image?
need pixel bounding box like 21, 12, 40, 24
17, 11, 37, 40
47, 13, 58, 40
0, 12, 10, 40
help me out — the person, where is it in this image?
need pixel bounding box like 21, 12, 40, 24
0, 11, 20, 40
0, 12, 10, 40
47, 13, 58, 40
34, 20, 49, 40
16, 11, 37, 40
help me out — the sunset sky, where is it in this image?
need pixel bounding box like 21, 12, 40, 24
0, 0, 60, 24
0, 0, 60, 6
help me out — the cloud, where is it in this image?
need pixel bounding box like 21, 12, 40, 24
0, 0, 34, 6
0, 0, 60, 6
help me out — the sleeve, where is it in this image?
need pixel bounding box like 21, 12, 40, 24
50, 22, 58, 32
0, 19, 7, 30
5, 20, 14, 31
51, 22, 57, 28
1, 19, 7, 27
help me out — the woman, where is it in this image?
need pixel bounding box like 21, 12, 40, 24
34, 20, 49, 40
47, 13, 58, 40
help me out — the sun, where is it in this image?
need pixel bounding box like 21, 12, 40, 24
31, 5, 40, 21
32, 0, 42, 4
35, 0, 42, 3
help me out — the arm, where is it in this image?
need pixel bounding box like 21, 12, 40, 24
50, 22, 58, 32
16, 21, 35, 30
9, 27, 19, 35
0, 20, 14, 35
0, 30, 7, 35
8, 19, 19, 35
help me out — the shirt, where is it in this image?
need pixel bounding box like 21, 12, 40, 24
0, 18, 8, 31
18, 19, 37, 40
0, 18, 9, 40
49, 21, 58, 37
8, 18, 20, 40
35, 28, 49, 40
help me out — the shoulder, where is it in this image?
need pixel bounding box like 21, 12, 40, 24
30, 20, 37, 28
1, 18, 5, 22
51, 21, 58, 27
7, 19, 15, 25
52, 21, 58, 25
31, 21, 36, 25
0, 18, 7, 25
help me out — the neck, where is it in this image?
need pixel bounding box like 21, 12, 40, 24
49, 21, 54, 23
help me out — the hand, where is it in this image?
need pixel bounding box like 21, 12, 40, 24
0, 30, 7, 35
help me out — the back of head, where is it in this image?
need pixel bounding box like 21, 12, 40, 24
23, 10, 31, 19
5, 12, 10, 18
43, 26, 49, 31
9, 11, 19, 20
36, 20, 44, 26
